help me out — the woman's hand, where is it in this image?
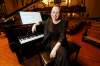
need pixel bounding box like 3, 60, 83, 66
32, 23, 40, 33
50, 41, 61, 59
50, 49, 57, 59
32, 24, 37, 33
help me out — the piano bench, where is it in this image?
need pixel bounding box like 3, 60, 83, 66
39, 52, 50, 66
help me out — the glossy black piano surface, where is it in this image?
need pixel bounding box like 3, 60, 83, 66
3, 22, 44, 64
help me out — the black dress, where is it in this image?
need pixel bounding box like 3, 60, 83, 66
41, 18, 69, 66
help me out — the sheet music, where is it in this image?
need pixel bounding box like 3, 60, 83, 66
19, 11, 42, 24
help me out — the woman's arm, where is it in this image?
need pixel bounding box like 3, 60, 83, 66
50, 41, 61, 58
31, 21, 46, 33
50, 30, 64, 58
32, 23, 40, 33
52, 41, 61, 51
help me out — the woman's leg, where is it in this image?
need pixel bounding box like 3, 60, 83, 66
53, 46, 69, 66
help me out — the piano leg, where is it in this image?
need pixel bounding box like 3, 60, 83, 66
15, 49, 25, 64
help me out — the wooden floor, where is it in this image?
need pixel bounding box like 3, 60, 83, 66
0, 30, 100, 66
0, 33, 21, 66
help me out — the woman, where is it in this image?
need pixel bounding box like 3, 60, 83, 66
32, 5, 69, 66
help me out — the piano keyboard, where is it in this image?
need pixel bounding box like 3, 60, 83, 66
18, 34, 44, 44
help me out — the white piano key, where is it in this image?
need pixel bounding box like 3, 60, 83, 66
19, 34, 44, 44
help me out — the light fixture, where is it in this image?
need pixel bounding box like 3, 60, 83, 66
42, 0, 52, 5
42, 0, 49, 5
66, 0, 71, 5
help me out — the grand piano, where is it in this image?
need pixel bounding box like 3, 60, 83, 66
3, 12, 48, 64
4, 22, 45, 64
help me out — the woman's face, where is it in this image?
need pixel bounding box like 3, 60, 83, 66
51, 6, 60, 21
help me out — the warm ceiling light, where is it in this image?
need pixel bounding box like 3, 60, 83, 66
69, 0, 71, 4
66, 0, 71, 5
66, 0, 68, 4
42, 0, 48, 5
